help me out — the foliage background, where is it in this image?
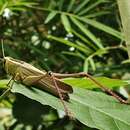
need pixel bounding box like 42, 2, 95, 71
0, 0, 130, 130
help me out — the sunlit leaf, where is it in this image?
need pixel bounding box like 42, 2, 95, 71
0, 80, 8, 89
62, 77, 128, 89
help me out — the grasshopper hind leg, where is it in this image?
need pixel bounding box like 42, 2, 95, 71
53, 72, 129, 104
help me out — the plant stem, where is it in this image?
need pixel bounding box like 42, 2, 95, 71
117, 0, 130, 59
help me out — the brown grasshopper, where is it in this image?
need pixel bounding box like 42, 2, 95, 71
0, 40, 129, 117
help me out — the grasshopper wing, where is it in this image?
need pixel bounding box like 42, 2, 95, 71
37, 75, 73, 100
15, 63, 73, 100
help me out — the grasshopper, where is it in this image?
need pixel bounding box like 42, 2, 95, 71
0, 40, 129, 117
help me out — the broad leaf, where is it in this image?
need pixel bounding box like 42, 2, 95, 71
11, 83, 130, 130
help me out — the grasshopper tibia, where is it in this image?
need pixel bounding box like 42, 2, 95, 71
0, 77, 14, 100
48, 71, 73, 117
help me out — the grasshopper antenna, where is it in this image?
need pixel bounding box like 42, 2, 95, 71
1, 39, 5, 58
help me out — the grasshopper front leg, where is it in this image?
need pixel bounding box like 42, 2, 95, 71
0, 73, 19, 100
53, 72, 129, 104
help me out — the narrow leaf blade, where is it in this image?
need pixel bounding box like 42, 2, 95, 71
44, 11, 57, 24
80, 18, 123, 40
70, 17, 103, 49
61, 14, 71, 33
74, 0, 90, 14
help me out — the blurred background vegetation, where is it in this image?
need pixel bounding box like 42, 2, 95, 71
0, 0, 130, 130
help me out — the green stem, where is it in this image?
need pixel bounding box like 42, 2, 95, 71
117, 0, 130, 59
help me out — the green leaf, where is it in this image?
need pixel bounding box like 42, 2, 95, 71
9, 7, 27, 11
80, 18, 124, 40
67, 0, 76, 12
89, 58, 96, 71
122, 59, 130, 64
76, 40, 93, 54
58, 0, 64, 10
74, 0, 90, 14
78, 0, 106, 15
62, 51, 85, 59
0, 123, 4, 130
61, 14, 71, 33
48, 35, 88, 55
72, 29, 97, 50
62, 77, 128, 89
0, 79, 8, 89
85, 11, 110, 18
44, 11, 57, 24
9, 1, 37, 6
11, 83, 130, 130
0, 2, 8, 15
83, 58, 89, 72
70, 17, 104, 49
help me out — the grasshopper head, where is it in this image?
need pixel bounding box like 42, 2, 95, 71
4, 57, 20, 76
